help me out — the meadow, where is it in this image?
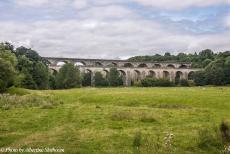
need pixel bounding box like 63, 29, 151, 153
0, 87, 230, 154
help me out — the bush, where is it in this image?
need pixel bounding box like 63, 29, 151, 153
188, 80, 196, 87
179, 79, 189, 87
94, 72, 109, 87
193, 71, 207, 86
133, 80, 142, 87
141, 78, 174, 87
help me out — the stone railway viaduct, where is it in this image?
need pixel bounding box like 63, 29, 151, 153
44, 57, 201, 86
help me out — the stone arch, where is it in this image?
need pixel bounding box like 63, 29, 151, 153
163, 71, 170, 79
175, 71, 184, 84
124, 63, 134, 68
154, 64, 161, 68
50, 68, 58, 75
102, 69, 109, 78
118, 70, 126, 86
176, 70, 183, 80
188, 71, 195, 80
142, 71, 146, 78
167, 64, 175, 69
82, 69, 93, 86
107, 62, 117, 67
134, 70, 141, 80
75, 61, 86, 66
95, 62, 103, 67
57, 61, 68, 66
138, 63, 148, 68
179, 64, 187, 69
148, 70, 156, 78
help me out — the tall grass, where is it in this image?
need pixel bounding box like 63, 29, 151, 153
0, 93, 60, 110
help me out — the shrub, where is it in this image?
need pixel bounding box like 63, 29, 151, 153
179, 79, 189, 86
188, 80, 196, 87
141, 78, 174, 87
193, 71, 207, 86
133, 80, 142, 87
94, 72, 109, 87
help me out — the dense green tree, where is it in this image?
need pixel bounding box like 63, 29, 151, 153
56, 63, 81, 89
20, 68, 37, 89
16, 46, 41, 62
202, 59, 212, 68
48, 73, 56, 89
82, 72, 92, 87
0, 45, 17, 66
32, 62, 49, 89
0, 44, 17, 92
199, 49, 215, 61
179, 79, 189, 87
15, 47, 49, 89
193, 71, 207, 86
94, 72, 109, 87
205, 59, 226, 85
224, 57, 230, 84
0, 59, 16, 92
108, 68, 123, 86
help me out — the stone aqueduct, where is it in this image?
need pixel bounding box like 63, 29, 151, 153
44, 57, 201, 86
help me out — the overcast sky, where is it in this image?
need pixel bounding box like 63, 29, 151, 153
0, 0, 230, 59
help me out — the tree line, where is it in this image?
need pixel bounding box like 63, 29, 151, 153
0, 42, 230, 92
0, 42, 124, 92
129, 49, 230, 86
128, 49, 229, 68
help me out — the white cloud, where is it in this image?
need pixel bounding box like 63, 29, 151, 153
133, 0, 229, 10
225, 14, 230, 28
73, 0, 88, 9
77, 5, 134, 19
1, 17, 230, 59
15, 0, 68, 8
16, 0, 49, 7
2, 1, 230, 59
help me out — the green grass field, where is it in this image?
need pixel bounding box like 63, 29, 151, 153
1, 87, 230, 154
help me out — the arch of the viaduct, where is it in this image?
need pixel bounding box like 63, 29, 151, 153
45, 57, 200, 86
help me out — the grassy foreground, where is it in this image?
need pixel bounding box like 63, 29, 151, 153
1, 87, 230, 154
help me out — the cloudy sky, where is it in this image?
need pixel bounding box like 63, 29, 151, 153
0, 0, 230, 59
